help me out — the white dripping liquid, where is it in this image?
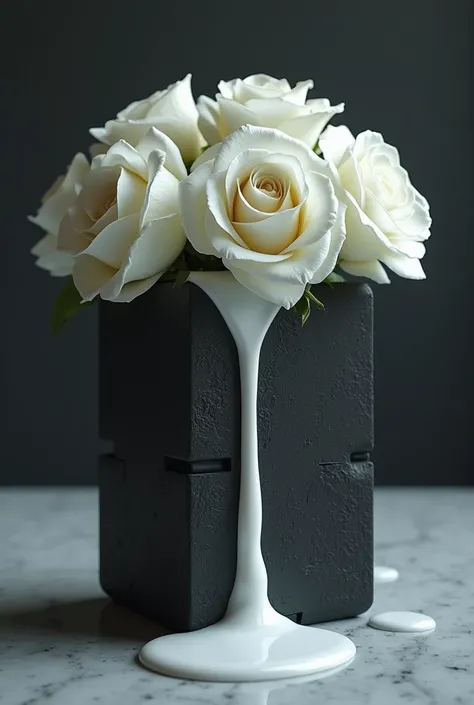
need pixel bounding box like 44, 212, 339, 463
139, 271, 356, 682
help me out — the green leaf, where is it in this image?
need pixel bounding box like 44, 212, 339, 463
305, 286, 325, 310
293, 294, 311, 326
52, 277, 95, 334
324, 272, 346, 285
183, 242, 226, 271
173, 270, 190, 287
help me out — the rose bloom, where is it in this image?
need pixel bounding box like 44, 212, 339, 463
198, 74, 343, 150
29, 154, 89, 276
180, 125, 346, 308
320, 126, 431, 282
58, 128, 186, 302
91, 74, 205, 163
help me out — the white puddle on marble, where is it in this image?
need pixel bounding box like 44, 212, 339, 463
368, 611, 436, 633
374, 565, 399, 583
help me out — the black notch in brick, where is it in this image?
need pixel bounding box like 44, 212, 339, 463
164, 456, 232, 474
350, 452, 371, 463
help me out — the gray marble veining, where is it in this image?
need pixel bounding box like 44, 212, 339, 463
0, 488, 473, 705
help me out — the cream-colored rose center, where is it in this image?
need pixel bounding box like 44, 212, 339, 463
231, 164, 301, 255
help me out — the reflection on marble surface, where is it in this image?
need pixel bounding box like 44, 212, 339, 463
0, 488, 473, 704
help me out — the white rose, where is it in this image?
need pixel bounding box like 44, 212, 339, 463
58, 128, 187, 302
179, 125, 345, 309
320, 126, 431, 283
29, 153, 89, 276
90, 74, 205, 163
197, 74, 344, 150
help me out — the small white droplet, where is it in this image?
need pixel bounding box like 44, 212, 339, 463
374, 565, 399, 583
368, 611, 436, 633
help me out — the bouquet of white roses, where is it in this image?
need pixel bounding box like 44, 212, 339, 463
30, 74, 431, 329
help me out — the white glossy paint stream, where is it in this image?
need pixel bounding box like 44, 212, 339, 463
368, 611, 436, 633
139, 271, 356, 682
374, 565, 399, 583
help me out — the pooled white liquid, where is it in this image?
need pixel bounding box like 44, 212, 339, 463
191, 666, 353, 705
368, 611, 436, 633
139, 271, 356, 682
374, 565, 399, 583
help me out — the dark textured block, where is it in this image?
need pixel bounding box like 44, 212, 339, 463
100, 457, 372, 630
99, 282, 374, 630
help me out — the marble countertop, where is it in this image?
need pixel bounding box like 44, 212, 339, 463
0, 488, 473, 705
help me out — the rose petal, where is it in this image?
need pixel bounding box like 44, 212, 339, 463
142, 115, 205, 163
197, 96, 223, 146
395, 191, 432, 239
98, 215, 184, 302
341, 194, 394, 262
79, 166, 120, 223
89, 143, 108, 158
89, 203, 118, 236
89, 126, 109, 144
354, 131, 386, 158
31, 233, 57, 258
190, 143, 221, 172
227, 264, 305, 309
279, 103, 345, 148
28, 153, 89, 235
123, 213, 185, 283
389, 238, 426, 259
233, 180, 275, 223
82, 212, 141, 268
380, 251, 426, 279
285, 171, 337, 251
31, 233, 75, 277
101, 140, 148, 180
320, 125, 356, 167
103, 274, 161, 303
283, 80, 314, 106
244, 98, 307, 128
217, 97, 262, 136
237, 75, 292, 101
117, 94, 156, 121
206, 207, 291, 264
233, 202, 302, 254
35, 250, 75, 277
338, 154, 364, 207
146, 74, 196, 121
214, 125, 324, 175
140, 151, 179, 227
57, 212, 92, 255
92, 120, 151, 148
309, 209, 346, 284
339, 259, 391, 284
136, 127, 187, 181
229, 225, 340, 287
365, 191, 430, 243
217, 78, 239, 99
225, 151, 307, 211
206, 170, 250, 248
73, 254, 117, 301
116, 167, 147, 219
179, 161, 216, 255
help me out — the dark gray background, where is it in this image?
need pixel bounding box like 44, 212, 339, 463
1, 0, 472, 485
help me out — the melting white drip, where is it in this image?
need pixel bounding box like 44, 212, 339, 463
368, 611, 436, 633
139, 271, 356, 682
